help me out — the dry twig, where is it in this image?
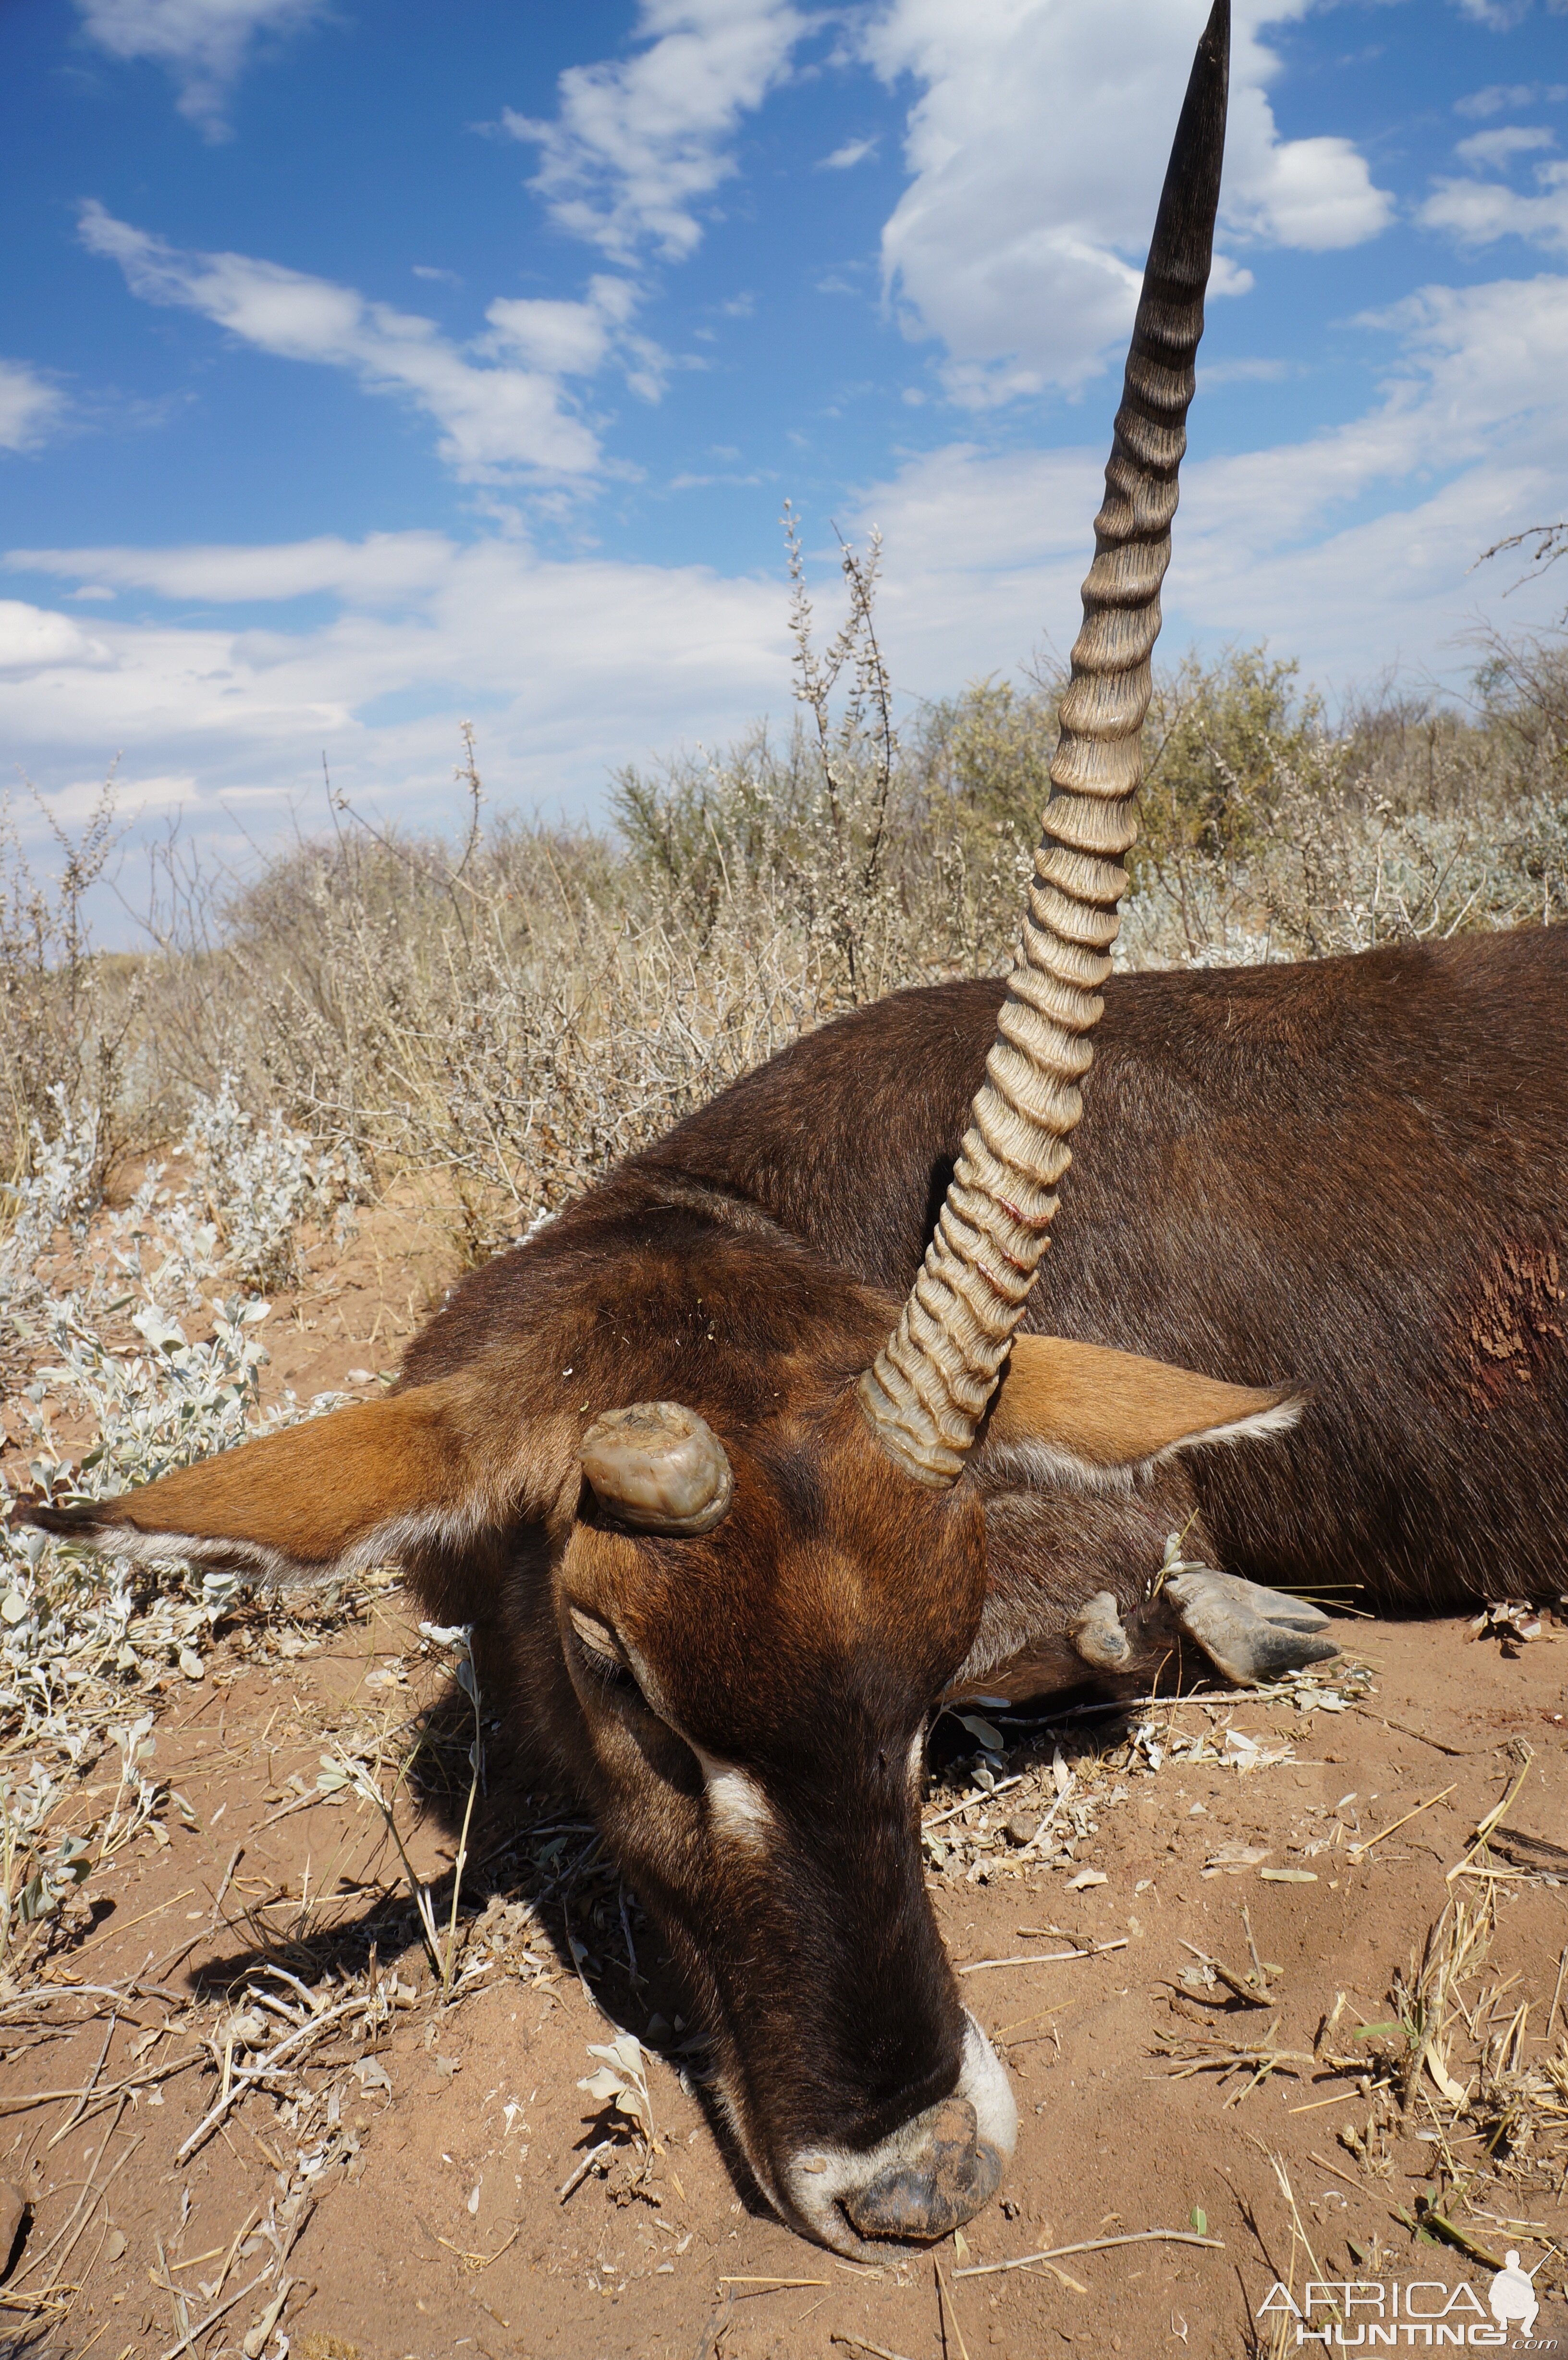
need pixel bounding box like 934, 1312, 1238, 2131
956, 2228, 1224, 2280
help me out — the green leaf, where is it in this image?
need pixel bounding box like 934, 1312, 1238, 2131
1189, 2206, 1208, 2236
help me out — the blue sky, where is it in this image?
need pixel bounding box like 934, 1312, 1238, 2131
3, 0, 1568, 877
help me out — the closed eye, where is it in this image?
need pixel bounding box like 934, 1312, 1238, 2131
566, 1607, 706, 1800
568, 1604, 645, 1699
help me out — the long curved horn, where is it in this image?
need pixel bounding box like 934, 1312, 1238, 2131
859, 0, 1231, 1487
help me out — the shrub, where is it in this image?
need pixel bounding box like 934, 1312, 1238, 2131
1, 565, 1563, 1264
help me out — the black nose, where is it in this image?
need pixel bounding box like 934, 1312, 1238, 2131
841, 2096, 1006, 2241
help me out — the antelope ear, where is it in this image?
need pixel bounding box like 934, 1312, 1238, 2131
11, 1376, 539, 1582
984, 1333, 1301, 1487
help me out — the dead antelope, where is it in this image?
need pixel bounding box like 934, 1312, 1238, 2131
21, 0, 1567, 2258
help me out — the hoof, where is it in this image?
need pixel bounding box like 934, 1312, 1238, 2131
1069, 1590, 1132, 1671
1164, 1568, 1339, 1686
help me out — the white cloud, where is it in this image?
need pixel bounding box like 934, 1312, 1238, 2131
505, 0, 807, 263
1424, 95, 1568, 254
1455, 0, 1532, 28
74, 0, 326, 137
1421, 160, 1568, 252
862, 0, 1394, 407
483, 274, 672, 404
1456, 81, 1568, 118
1200, 354, 1292, 384
820, 136, 878, 169
0, 602, 111, 672
5, 269, 1565, 868
851, 271, 1568, 691
0, 360, 66, 453
9, 533, 456, 606
1192, 273, 1568, 550
76, 202, 661, 480
1225, 119, 1394, 250
495, 0, 1388, 414
0, 536, 795, 870
1455, 123, 1556, 168
485, 291, 624, 378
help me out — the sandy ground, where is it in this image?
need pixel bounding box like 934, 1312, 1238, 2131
2, 1208, 1566, 2360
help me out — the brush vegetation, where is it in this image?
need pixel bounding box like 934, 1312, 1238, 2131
3, 545, 1566, 1269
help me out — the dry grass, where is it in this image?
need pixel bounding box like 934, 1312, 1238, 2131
1389, 1861, 1568, 2215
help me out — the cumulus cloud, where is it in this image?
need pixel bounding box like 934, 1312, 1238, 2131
484, 275, 673, 404
1192, 273, 1568, 552
5, 267, 1566, 856
9, 533, 456, 606
76, 203, 669, 479
0, 360, 66, 453
0, 535, 794, 867
0, 602, 111, 674
500, 0, 1389, 409
862, 0, 1394, 406
505, 0, 806, 263
852, 271, 1568, 688
1200, 354, 1292, 385
74, 0, 326, 136
1454, 0, 1534, 28
1421, 114, 1568, 253
1421, 164, 1568, 249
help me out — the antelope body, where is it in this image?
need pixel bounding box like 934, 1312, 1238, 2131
21, 0, 1566, 2259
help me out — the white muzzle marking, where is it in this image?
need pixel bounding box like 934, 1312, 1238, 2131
777, 2012, 1017, 2254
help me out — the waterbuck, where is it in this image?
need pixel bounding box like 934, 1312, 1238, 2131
21, 0, 1567, 2256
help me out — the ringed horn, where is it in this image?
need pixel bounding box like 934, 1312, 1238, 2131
858, 0, 1232, 1487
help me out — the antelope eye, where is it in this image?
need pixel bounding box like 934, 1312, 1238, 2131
568, 1605, 641, 1694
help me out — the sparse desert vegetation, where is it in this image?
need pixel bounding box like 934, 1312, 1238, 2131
6, 571, 1567, 1272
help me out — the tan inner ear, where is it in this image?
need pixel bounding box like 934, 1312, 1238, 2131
88, 1377, 488, 1569
988, 1333, 1298, 1470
